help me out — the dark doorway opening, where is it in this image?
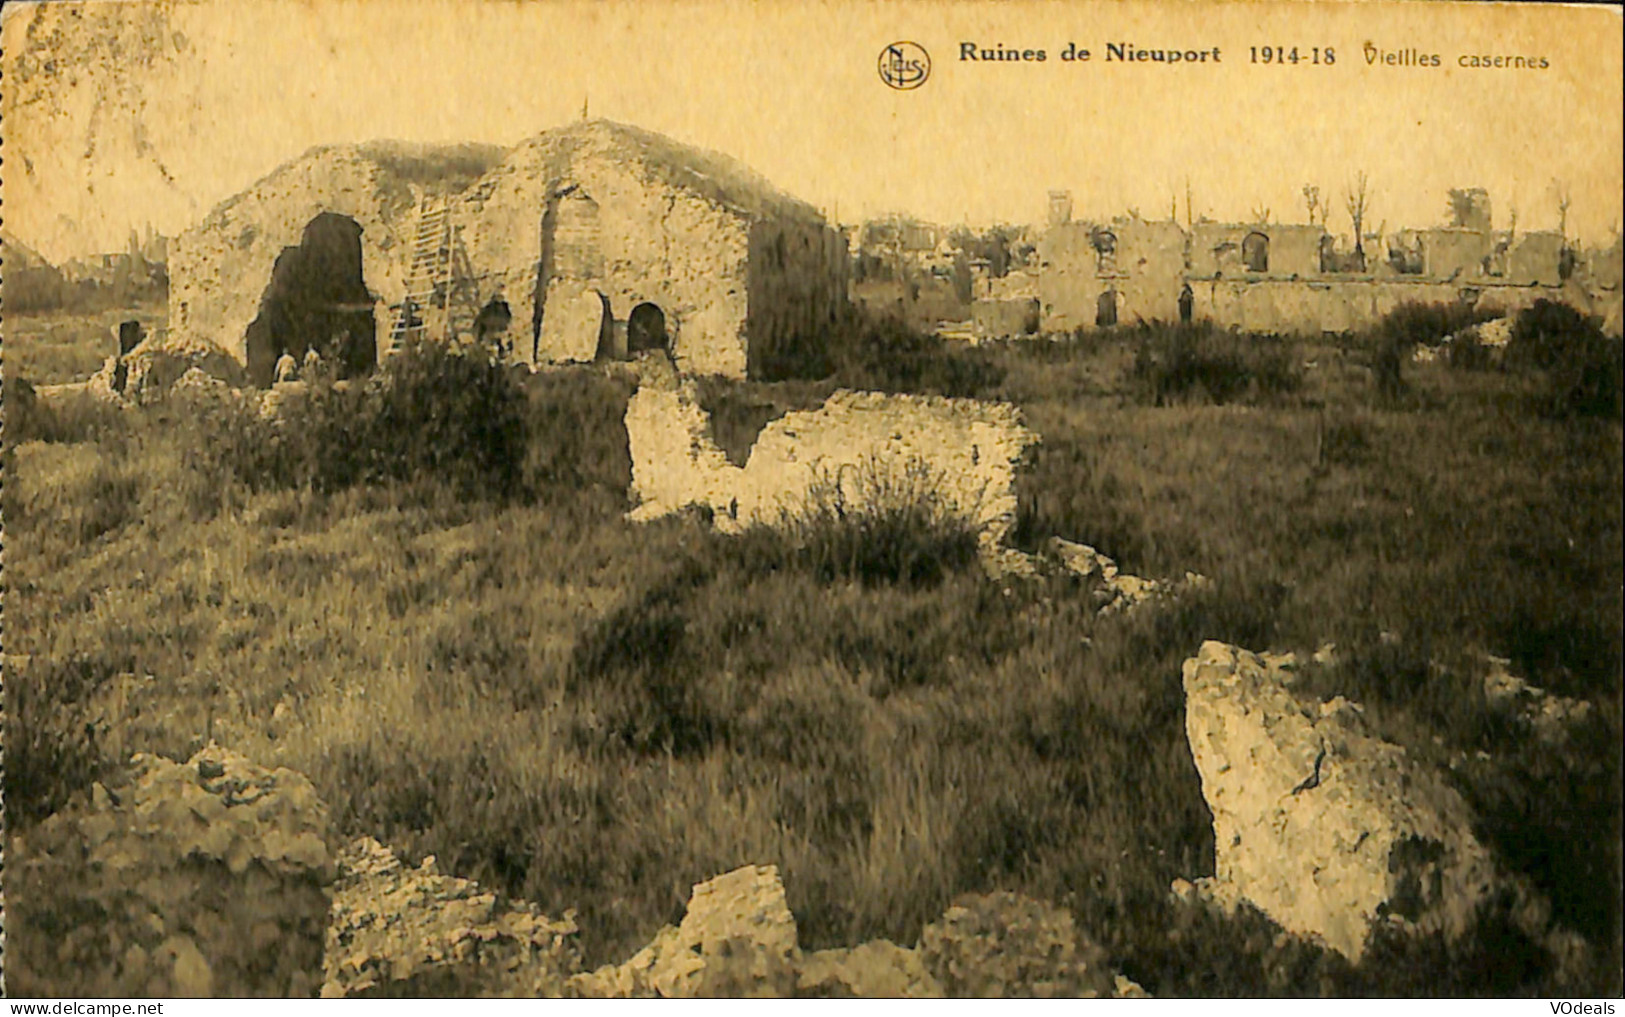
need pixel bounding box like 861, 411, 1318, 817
1242, 232, 1270, 273
244, 213, 376, 387
627, 302, 668, 353
474, 297, 513, 354
1178, 283, 1194, 324
1095, 289, 1118, 328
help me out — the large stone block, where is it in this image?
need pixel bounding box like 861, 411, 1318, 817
570, 864, 798, 998
1180, 641, 1501, 960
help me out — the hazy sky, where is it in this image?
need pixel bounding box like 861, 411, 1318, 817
3, 0, 1621, 262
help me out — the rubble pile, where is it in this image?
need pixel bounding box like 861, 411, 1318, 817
4, 743, 336, 997
322, 837, 581, 998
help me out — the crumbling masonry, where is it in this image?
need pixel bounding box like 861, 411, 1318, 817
168, 121, 847, 384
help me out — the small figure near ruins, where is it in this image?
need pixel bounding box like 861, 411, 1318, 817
274, 351, 299, 385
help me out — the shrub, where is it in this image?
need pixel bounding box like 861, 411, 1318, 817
739, 457, 986, 588
521, 367, 635, 500
186, 340, 534, 500
826, 311, 1005, 398
1367, 302, 1496, 401
1444, 332, 1496, 371
340, 339, 531, 498
1506, 300, 1622, 418
1126, 322, 1299, 406
1376, 301, 1495, 349
2, 654, 128, 823
2, 383, 127, 447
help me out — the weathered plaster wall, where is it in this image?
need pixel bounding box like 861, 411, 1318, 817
972, 297, 1040, 338
1419, 228, 1494, 279
1189, 223, 1325, 278
459, 141, 754, 374
1190, 278, 1566, 334
1508, 231, 1563, 285
458, 121, 839, 379
1039, 220, 1187, 329
625, 357, 1037, 546
168, 146, 418, 366
745, 218, 847, 380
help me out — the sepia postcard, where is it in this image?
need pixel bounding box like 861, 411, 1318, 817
1, 0, 1621, 1001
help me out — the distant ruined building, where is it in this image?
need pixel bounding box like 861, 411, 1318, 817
1037, 189, 1622, 336
168, 120, 848, 386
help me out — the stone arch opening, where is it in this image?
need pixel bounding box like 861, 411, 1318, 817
244, 212, 375, 387
1096, 288, 1118, 328
627, 302, 669, 353
1242, 231, 1270, 273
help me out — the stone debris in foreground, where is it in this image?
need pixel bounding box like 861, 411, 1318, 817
569, 864, 800, 997
322, 837, 580, 998
570, 868, 1143, 998
1045, 536, 1210, 614
1180, 640, 1501, 961
4, 743, 335, 997
1481, 654, 1594, 745
918, 891, 1117, 998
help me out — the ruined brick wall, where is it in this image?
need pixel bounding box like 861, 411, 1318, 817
1037, 222, 1103, 332
168, 146, 418, 367
1420, 227, 1494, 279
460, 121, 843, 379
1039, 220, 1187, 330
459, 142, 754, 373
1188, 223, 1325, 279
1508, 231, 1563, 285
1190, 278, 1565, 334
625, 357, 1037, 546
1113, 220, 1189, 324
972, 297, 1040, 338
745, 218, 847, 379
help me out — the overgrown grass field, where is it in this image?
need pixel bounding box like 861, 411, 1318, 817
3, 305, 1621, 996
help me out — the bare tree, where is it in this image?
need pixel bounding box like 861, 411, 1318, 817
1345, 172, 1372, 257
1302, 184, 1324, 226
1251, 205, 1271, 225
1184, 177, 1196, 231
1553, 179, 1572, 240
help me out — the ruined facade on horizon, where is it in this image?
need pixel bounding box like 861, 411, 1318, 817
164, 120, 1623, 387
1033, 184, 1622, 336
168, 119, 847, 385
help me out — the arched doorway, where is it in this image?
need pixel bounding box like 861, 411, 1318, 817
627, 302, 668, 353
1095, 289, 1118, 328
244, 212, 376, 387
1242, 232, 1270, 273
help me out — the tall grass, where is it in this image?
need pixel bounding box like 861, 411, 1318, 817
4, 314, 1619, 996
1125, 322, 1300, 406
824, 310, 1005, 398
733, 457, 986, 587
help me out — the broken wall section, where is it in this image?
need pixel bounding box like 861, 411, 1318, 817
168, 146, 423, 371
459, 125, 761, 377
745, 218, 848, 380
625, 357, 1037, 547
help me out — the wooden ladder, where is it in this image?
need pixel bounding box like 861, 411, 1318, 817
389, 194, 455, 345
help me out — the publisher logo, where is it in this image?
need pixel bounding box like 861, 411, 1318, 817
879, 42, 931, 89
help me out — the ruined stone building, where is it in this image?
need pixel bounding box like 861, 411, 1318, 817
168, 121, 847, 385
1036, 189, 1615, 335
